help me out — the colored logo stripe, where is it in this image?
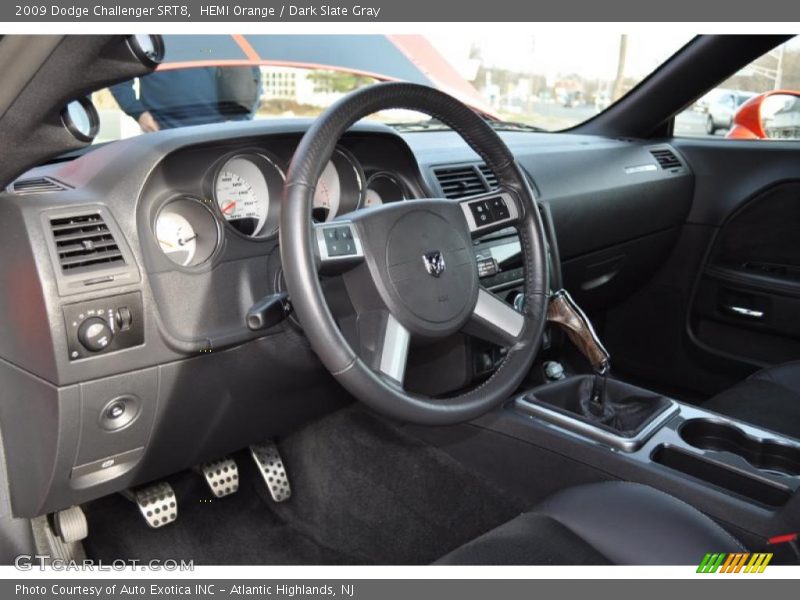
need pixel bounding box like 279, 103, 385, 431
697, 553, 773, 573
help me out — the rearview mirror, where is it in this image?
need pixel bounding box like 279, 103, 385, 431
728, 91, 800, 140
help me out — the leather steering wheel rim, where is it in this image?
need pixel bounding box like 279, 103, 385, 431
281, 82, 549, 425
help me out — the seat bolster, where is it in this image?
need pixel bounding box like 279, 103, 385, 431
537, 481, 745, 565
751, 360, 800, 395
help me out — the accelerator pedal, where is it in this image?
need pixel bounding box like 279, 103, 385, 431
132, 482, 177, 529
249, 441, 292, 502
200, 457, 239, 498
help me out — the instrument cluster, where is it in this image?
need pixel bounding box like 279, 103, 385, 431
154, 145, 411, 267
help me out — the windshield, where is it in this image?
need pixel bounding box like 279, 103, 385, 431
92, 33, 694, 143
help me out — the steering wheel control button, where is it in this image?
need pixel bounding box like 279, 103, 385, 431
132, 481, 178, 529
469, 200, 494, 225
488, 196, 511, 220
315, 222, 364, 265
200, 457, 239, 498
323, 225, 358, 256
78, 317, 113, 352
250, 441, 292, 502
63, 292, 144, 360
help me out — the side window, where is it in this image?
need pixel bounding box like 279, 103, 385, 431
675, 36, 800, 139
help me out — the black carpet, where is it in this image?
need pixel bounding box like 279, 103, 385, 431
85, 406, 522, 565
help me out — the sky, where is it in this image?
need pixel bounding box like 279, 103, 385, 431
430, 32, 696, 82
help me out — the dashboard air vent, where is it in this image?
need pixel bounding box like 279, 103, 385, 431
49, 213, 125, 273
12, 177, 68, 195
478, 164, 499, 190
433, 165, 488, 199
650, 148, 682, 170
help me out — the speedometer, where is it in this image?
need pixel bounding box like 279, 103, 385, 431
215, 156, 269, 237
212, 152, 285, 239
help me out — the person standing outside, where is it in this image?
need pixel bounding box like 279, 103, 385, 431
110, 65, 262, 132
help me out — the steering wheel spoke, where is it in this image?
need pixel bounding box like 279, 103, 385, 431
456, 189, 521, 238
464, 288, 525, 346
376, 313, 411, 386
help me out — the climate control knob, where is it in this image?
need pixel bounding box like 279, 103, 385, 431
77, 317, 113, 352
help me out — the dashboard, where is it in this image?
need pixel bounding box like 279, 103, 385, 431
0, 118, 693, 518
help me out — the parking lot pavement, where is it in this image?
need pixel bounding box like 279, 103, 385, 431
673, 110, 726, 138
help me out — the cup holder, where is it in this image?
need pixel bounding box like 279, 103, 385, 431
680, 419, 800, 477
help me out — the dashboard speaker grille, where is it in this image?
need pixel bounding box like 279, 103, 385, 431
650, 148, 682, 170
49, 213, 125, 273
12, 176, 68, 195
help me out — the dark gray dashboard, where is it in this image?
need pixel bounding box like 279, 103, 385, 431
0, 119, 693, 517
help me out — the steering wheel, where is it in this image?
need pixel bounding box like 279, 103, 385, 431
281, 83, 549, 425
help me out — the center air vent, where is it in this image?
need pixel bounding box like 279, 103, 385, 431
650, 148, 682, 170
433, 165, 489, 199
478, 164, 499, 190
12, 177, 68, 195
50, 213, 125, 274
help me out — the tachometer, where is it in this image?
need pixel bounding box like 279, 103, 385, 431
313, 160, 341, 221
312, 147, 364, 221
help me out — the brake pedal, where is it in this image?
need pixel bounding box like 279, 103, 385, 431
132, 482, 177, 529
200, 457, 239, 498
250, 441, 292, 502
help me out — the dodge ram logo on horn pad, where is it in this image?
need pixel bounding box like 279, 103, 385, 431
422, 251, 446, 277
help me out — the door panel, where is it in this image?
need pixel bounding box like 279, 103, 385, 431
603, 140, 800, 399
692, 181, 800, 366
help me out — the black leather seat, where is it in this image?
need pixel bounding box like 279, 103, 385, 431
435, 481, 745, 565
703, 361, 800, 440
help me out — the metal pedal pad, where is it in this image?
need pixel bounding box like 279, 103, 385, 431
200, 457, 239, 498
250, 441, 292, 502
133, 482, 177, 529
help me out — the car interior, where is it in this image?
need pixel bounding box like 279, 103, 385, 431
1, 33, 799, 566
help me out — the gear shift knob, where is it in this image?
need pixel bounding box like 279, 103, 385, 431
547, 289, 610, 374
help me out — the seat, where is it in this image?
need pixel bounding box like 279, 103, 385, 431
703, 361, 800, 440
435, 481, 745, 565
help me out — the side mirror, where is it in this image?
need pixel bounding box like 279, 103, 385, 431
728, 91, 800, 140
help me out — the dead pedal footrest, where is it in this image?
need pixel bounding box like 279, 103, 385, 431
249, 441, 292, 502
200, 457, 239, 498
133, 482, 177, 528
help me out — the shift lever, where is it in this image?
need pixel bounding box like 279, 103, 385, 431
547, 289, 610, 410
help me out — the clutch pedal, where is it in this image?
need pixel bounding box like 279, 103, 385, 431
249, 441, 292, 502
131, 482, 177, 529
200, 457, 239, 498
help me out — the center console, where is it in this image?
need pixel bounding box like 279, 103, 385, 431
466, 372, 800, 554
516, 377, 800, 509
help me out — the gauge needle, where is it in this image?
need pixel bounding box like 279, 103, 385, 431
221, 201, 237, 215
158, 238, 175, 249
178, 234, 198, 247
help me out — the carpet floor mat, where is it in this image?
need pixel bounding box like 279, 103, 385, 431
85, 406, 523, 565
